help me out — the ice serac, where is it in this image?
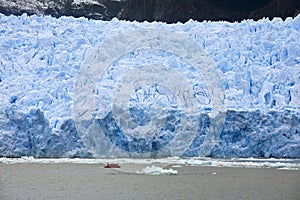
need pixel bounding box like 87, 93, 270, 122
0, 14, 299, 158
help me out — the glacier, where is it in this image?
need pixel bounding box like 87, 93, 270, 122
0, 13, 299, 158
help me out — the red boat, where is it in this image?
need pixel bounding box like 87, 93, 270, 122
104, 163, 121, 168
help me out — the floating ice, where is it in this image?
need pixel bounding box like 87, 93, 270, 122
0, 157, 299, 171
136, 165, 178, 175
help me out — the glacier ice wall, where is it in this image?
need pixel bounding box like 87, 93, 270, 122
0, 14, 299, 158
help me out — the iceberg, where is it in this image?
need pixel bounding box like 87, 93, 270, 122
0, 13, 299, 158
136, 166, 178, 175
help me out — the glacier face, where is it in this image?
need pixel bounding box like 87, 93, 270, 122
0, 14, 299, 158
